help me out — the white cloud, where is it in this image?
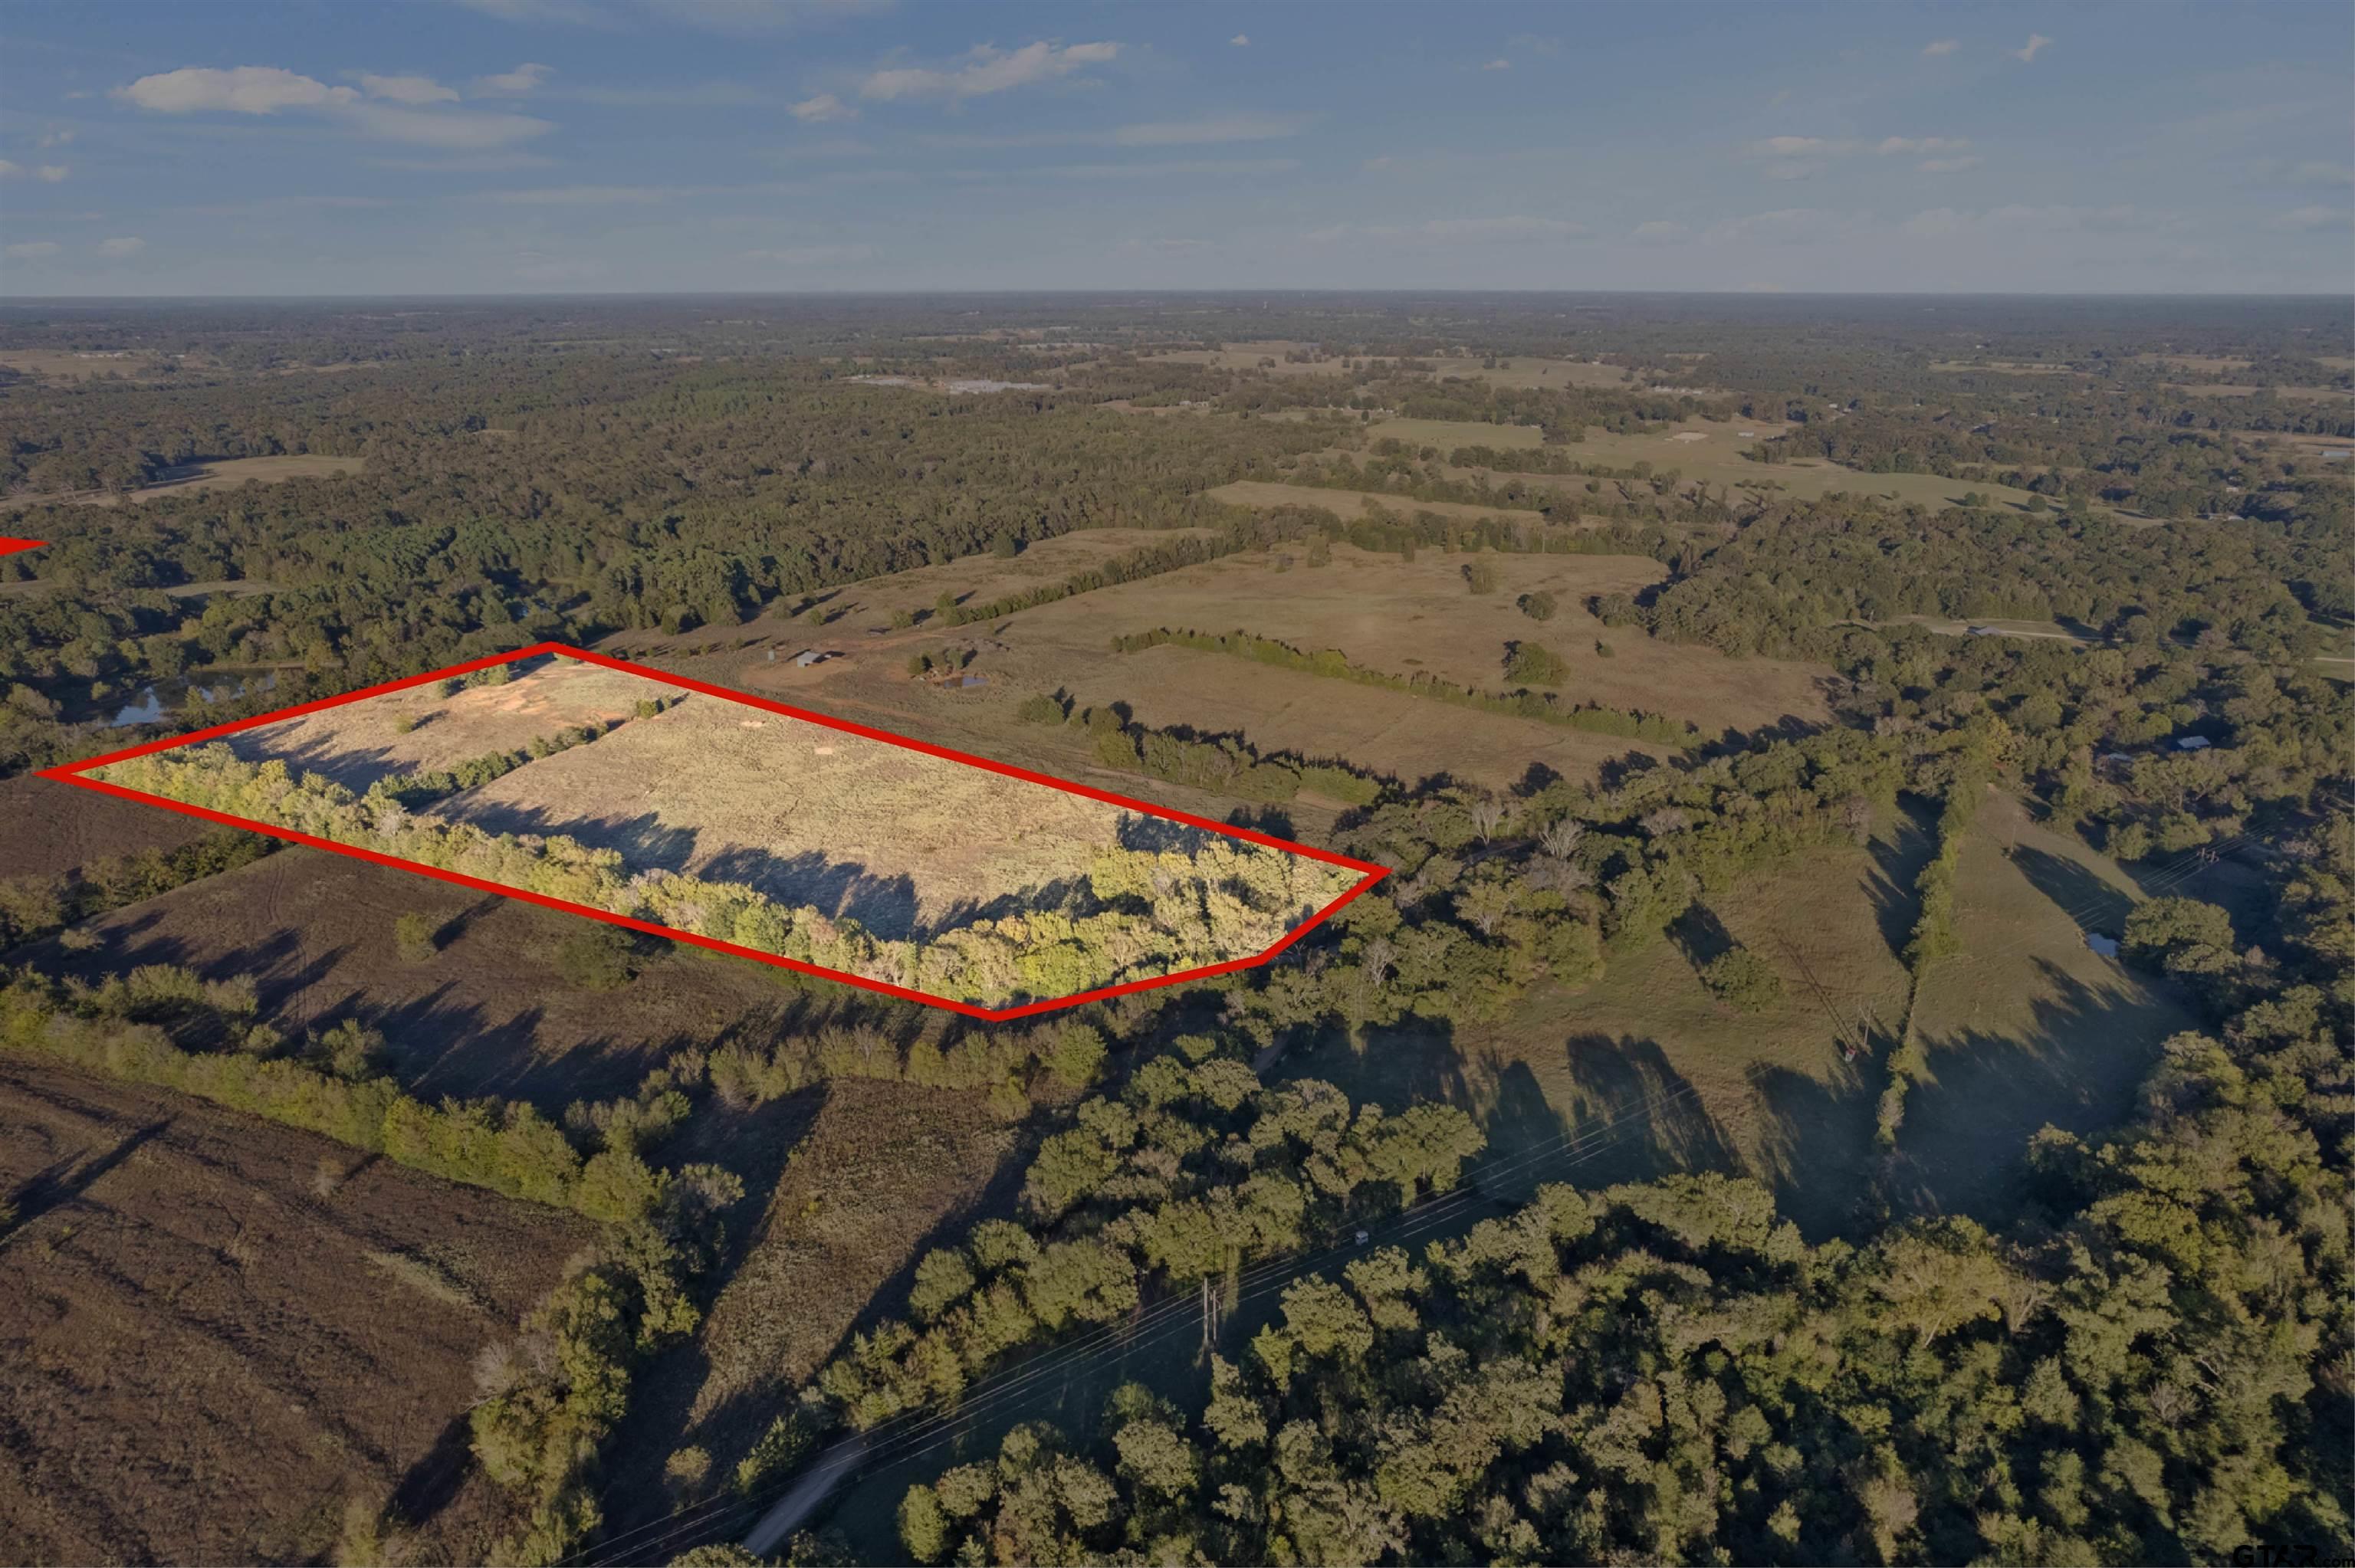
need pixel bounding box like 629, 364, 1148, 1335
37, 128, 74, 148
120, 65, 358, 114
1922, 39, 1959, 57
372, 150, 556, 171
36, 165, 68, 182
791, 92, 856, 122
97, 236, 146, 258
1481, 58, 1511, 71
359, 73, 459, 104
1918, 156, 1982, 173
859, 41, 1120, 102
2275, 204, 2350, 231
1748, 135, 1838, 157
2012, 34, 2052, 63
475, 63, 555, 97
1230, 34, 1248, 47
1632, 219, 1688, 241
1877, 136, 1969, 155
1113, 112, 1304, 146
118, 62, 551, 148
4, 241, 62, 259
2250, 159, 2355, 188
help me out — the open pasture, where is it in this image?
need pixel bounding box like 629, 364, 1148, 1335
1421, 355, 1638, 389
222, 655, 691, 795
0, 1057, 594, 1566
1894, 791, 2202, 1216
1283, 811, 1935, 1240
429, 687, 1141, 939
0, 349, 172, 382
5, 454, 366, 511
1499, 418, 2061, 512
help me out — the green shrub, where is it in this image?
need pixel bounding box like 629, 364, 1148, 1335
393, 911, 439, 963
1700, 949, 1784, 1012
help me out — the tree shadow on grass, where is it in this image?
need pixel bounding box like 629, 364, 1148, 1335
1742, 1055, 1881, 1242
1539, 1032, 1742, 1198
1864, 799, 1938, 963
2012, 844, 2135, 938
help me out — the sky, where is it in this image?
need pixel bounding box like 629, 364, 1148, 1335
0, 0, 2349, 297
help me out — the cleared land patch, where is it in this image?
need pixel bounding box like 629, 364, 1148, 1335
0, 1058, 593, 1565
1528, 418, 2060, 512
1283, 812, 1933, 1240
1893, 791, 2202, 1216
5, 454, 365, 511
1368, 417, 1545, 450
76, 653, 1368, 1012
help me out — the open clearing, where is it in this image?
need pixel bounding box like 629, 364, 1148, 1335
0, 1057, 594, 1565
665, 540, 1831, 795
1421, 356, 1639, 390
223, 656, 691, 796
429, 684, 1144, 938
5, 455, 365, 511
0, 349, 172, 382
1283, 810, 1934, 1241
1522, 418, 2061, 512
1893, 790, 2202, 1215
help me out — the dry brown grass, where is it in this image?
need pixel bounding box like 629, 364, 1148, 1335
0, 349, 171, 382
222, 656, 691, 795
429, 687, 1141, 937
5, 455, 365, 511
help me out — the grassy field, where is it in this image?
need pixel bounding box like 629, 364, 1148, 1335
1894, 791, 2202, 1217
0, 1057, 594, 1566
223, 656, 690, 795
430, 685, 1143, 939
639, 539, 1831, 795
5, 454, 366, 510
1515, 418, 2061, 512
0, 349, 173, 381
1205, 478, 1552, 524
1281, 809, 1935, 1241
1420, 355, 1639, 390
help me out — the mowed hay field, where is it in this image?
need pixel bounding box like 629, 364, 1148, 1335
12, 846, 808, 1110
0, 1058, 596, 1566
1367, 416, 1545, 450
225, 656, 690, 795
1893, 790, 2202, 1216
1284, 811, 1935, 1241
425, 692, 1194, 940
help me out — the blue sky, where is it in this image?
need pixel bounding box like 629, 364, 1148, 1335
1, 0, 2348, 296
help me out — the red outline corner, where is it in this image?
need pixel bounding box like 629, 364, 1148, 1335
37, 641, 1388, 1020
0, 537, 44, 563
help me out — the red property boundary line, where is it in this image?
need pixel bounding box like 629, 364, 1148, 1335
0, 537, 44, 563
38, 641, 1388, 1021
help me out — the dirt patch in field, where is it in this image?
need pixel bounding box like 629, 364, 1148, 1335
0, 1058, 594, 1565
0, 774, 216, 884
223, 656, 691, 795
